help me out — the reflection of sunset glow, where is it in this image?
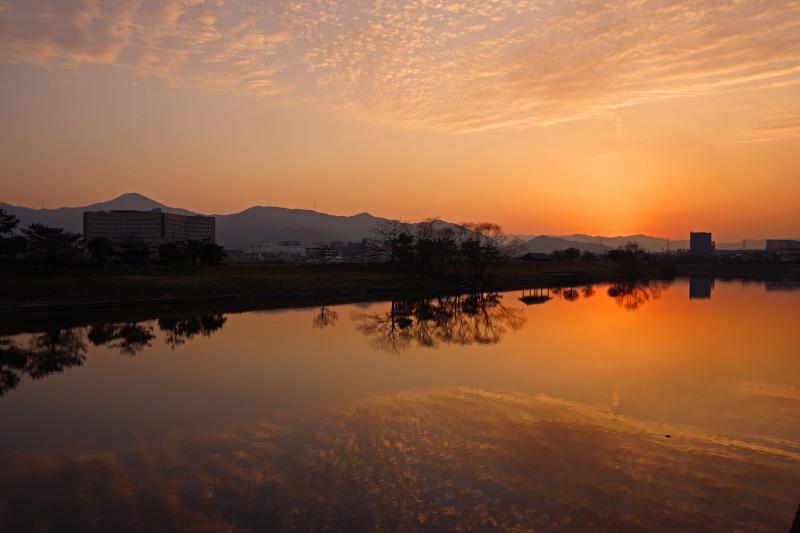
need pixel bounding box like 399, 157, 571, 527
1, 281, 799, 530
1, 388, 797, 531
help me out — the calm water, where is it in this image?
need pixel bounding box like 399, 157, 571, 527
1, 279, 799, 532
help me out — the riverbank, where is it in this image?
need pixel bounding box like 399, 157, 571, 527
3, 260, 797, 325
2, 260, 620, 313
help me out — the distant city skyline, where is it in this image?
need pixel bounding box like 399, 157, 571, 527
1, 0, 799, 241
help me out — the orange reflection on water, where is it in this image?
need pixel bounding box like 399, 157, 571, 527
1, 280, 799, 531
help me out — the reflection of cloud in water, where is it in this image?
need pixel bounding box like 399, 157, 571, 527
1, 389, 797, 531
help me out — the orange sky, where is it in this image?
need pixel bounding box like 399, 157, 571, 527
1, 0, 799, 240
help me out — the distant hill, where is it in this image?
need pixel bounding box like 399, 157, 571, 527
214, 207, 386, 246
0, 194, 399, 247
524, 236, 609, 254
0, 193, 194, 233
0, 193, 771, 250
559, 233, 765, 251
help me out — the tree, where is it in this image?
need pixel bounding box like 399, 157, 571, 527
0, 209, 26, 265
0, 209, 19, 234
87, 237, 114, 265
460, 222, 506, 279
581, 250, 596, 261
118, 237, 151, 265
21, 224, 82, 268
372, 219, 410, 263
606, 241, 648, 278
199, 241, 226, 264
158, 241, 181, 263
562, 247, 581, 261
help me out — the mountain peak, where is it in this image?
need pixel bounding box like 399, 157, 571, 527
112, 192, 156, 203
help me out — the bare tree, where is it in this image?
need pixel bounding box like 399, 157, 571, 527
372, 219, 410, 263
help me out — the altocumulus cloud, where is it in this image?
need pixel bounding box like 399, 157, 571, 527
0, 0, 290, 95
1, 0, 799, 132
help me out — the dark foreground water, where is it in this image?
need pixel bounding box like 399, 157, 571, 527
1, 279, 799, 532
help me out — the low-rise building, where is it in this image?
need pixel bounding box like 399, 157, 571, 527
766, 239, 800, 253
83, 209, 215, 246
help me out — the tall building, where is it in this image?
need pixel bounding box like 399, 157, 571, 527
84, 209, 215, 246
689, 232, 715, 257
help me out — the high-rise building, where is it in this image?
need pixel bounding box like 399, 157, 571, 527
689, 232, 715, 256
83, 209, 215, 246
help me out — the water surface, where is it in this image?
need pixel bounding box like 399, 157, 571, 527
1, 279, 798, 531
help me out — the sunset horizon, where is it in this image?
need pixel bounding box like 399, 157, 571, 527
2, 0, 799, 241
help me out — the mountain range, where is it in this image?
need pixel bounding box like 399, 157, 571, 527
0, 193, 766, 251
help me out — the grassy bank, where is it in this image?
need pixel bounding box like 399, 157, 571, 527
2, 260, 623, 312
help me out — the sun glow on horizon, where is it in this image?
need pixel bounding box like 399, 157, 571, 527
0, 0, 798, 240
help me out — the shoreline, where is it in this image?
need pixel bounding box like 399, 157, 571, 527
1, 261, 797, 336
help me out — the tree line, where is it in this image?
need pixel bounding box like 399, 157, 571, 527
0, 208, 225, 269
371, 218, 521, 278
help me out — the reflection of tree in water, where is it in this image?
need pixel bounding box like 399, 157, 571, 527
353, 293, 525, 353
312, 306, 339, 329
1, 314, 228, 395
158, 315, 227, 349
562, 288, 580, 302
88, 322, 155, 356
607, 282, 665, 311
0, 329, 87, 396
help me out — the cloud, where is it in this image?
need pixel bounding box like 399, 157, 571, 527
0, 0, 289, 96
1, 0, 799, 131
743, 114, 800, 143
1, 388, 798, 530
291, 0, 800, 132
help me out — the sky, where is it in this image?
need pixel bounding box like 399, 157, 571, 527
0, 0, 799, 240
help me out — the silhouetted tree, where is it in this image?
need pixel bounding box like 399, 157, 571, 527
118, 236, 151, 265
562, 247, 581, 261
394, 232, 416, 264
562, 288, 580, 301
87, 322, 155, 355
87, 236, 114, 265
607, 281, 664, 311
353, 292, 525, 352
581, 250, 596, 261
158, 314, 227, 348
0, 209, 18, 234
1, 329, 87, 395
372, 219, 411, 263
158, 241, 183, 263
312, 306, 339, 329
606, 241, 648, 278
0, 209, 25, 265
21, 223, 82, 268
199, 241, 226, 264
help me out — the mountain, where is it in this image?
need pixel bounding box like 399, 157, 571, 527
560, 233, 766, 251
0, 193, 773, 250
215, 207, 386, 246
0, 193, 194, 233
560, 233, 683, 252
0, 193, 396, 246
524, 236, 609, 254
